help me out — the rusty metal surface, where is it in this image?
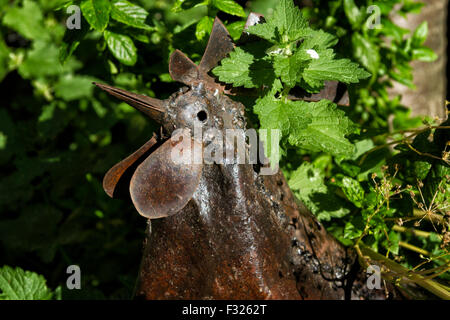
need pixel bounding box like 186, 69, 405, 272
96, 16, 396, 300
199, 17, 235, 73
103, 135, 158, 198
130, 138, 203, 219
93, 82, 165, 122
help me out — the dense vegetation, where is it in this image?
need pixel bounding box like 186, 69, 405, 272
0, 0, 448, 299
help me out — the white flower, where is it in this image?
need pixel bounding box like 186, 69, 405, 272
306, 49, 319, 59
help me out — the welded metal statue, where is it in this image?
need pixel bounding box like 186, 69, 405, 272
95, 15, 396, 299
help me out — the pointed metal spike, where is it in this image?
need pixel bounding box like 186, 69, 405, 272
199, 17, 235, 73
94, 82, 166, 121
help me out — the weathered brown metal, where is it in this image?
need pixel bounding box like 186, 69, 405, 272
97, 16, 396, 300
93, 82, 165, 122
130, 137, 203, 219
103, 135, 158, 198
199, 17, 235, 73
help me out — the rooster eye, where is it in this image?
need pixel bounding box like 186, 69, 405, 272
197, 110, 207, 122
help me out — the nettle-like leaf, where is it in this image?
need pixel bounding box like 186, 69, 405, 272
288, 162, 350, 221
254, 94, 311, 137
0, 266, 54, 300
302, 49, 370, 92
287, 100, 356, 157
212, 43, 275, 88
273, 49, 310, 88
81, 0, 111, 32
247, 0, 310, 43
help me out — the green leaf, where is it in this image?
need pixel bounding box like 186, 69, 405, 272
212, 46, 255, 88
226, 21, 246, 41
300, 29, 338, 50
302, 49, 371, 91
19, 41, 69, 79
0, 266, 53, 300
247, 0, 309, 43
412, 47, 437, 62
336, 175, 365, 208
0, 35, 9, 81
104, 30, 137, 66
54, 75, 95, 101
171, 0, 208, 13
343, 0, 365, 29
382, 231, 400, 255
81, 0, 111, 32
351, 32, 379, 75
2, 0, 49, 41
412, 21, 428, 46
111, 0, 152, 30
273, 50, 309, 88
289, 162, 350, 221
212, 0, 246, 17
287, 100, 356, 157
254, 94, 311, 137
195, 16, 214, 41
212, 43, 275, 88
59, 17, 90, 64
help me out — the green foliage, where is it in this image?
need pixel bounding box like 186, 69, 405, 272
0, 0, 448, 299
214, 0, 368, 158
0, 266, 60, 300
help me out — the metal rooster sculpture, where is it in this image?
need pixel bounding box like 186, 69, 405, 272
94, 15, 396, 300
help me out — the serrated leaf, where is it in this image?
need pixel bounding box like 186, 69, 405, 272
212, 46, 255, 87
300, 29, 338, 50
104, 30, 137, 66
288, 100, 356, 157
303, 49, 370, 91
247, 0, 310, 43
273, 49, 309, 88
213, 0, 246, 17
2, 0, 49, 41
289, 162, 350, 221
0, 266, 53, 300
81, 0, 111, 32
254, 94, 311, 137
337, 175, 365, 208
212, 43, 275, 88
111, 0, 152, 30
